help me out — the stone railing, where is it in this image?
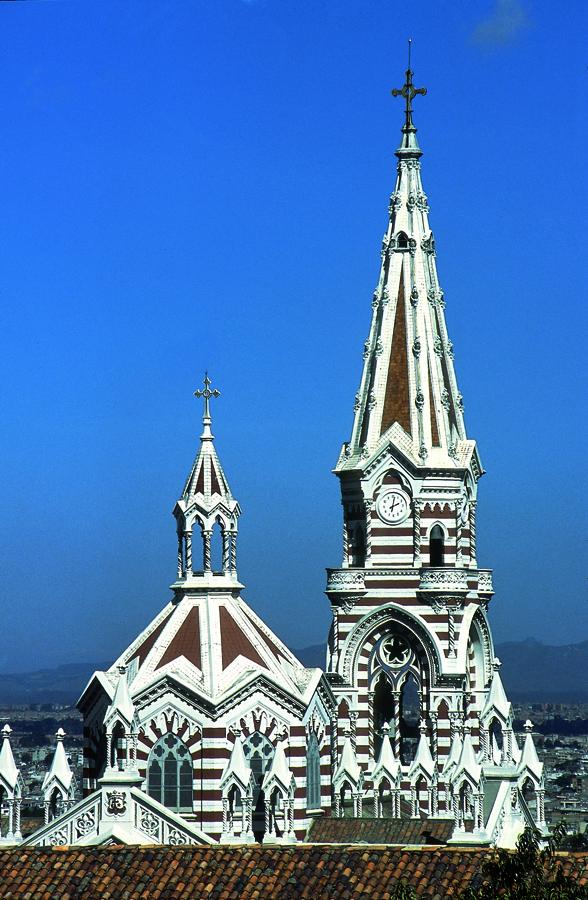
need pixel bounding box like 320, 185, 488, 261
133, 792, 201, 845
325, 569, 365, 593
419, 567, 469, 593
22, 793, 102, 847
477, 569, 494, 593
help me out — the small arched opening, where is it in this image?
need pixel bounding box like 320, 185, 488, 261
110, 722, 125, 770
521, 777, 537, 821
429, 525, 445, 567
378, 777, 394, 818
399, 673, 420, 764
350, 524, 366, 567
489, 718, 504, 765
306, 731, 321, 811
373, 674, 395, 760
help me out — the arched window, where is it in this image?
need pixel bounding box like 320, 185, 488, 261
350, 524, 366, 567
147, 733, 193, 812
396, 231, 409, 249
399, 673, 420, 764
430, 525, 445, 567
243, 731, 275, 841
306, 731, 321, 810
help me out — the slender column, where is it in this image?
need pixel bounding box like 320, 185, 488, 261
14, 799, 21, 839
367, 691, 375, 760
431, 781, 438, 817
350, 711, 358, 754
537, 788, 546, 826
469, 501, 477, 567
229, 532, 237, 574
222, 530, 230, 574
342, 517, 349, 568
330, 715, 338, 787
265, 798, 272, 837
448, 607, 456, 658
334, 792, 341, 818
373, 785, 380, 818
456, 502, 463, 567
364, 500, 373, 566
7, 800, 14, 838
106, 733, 113, 770
475, 793, 484, 831
410, 786, 418, 819
244, 797, 253, 836
430, 712, 438, 763
413, 499, 422, 567
177, 534, 184, 578
184, 530, 192, 575
44, 800, 50, 825
222, 797, 229, 833
393, 692, 401, 760
203, 530, 212, 572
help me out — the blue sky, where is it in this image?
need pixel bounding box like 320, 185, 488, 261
1, 0, 587, 672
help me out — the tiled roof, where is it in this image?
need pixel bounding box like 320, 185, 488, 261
308, 815, 455, 845
0, 844, 586, 898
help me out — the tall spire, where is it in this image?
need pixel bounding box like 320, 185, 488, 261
336, 54, 476, 474
391, 39, 427, 155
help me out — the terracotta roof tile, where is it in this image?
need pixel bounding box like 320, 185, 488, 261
0, 845, 587, 898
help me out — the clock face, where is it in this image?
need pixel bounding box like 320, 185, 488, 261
376, 489, 410, 525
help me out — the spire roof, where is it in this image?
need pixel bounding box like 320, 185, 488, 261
372, 722, 400, 785
481, 659, 512, 723
179, 374, 239, 524
262, 742, 295, 795
336, 59, 479, 476
408, 722, 435, 780
104, 667, 136, 733
333, 733, 362, 789
42, 729, 74, 795
0, 725, 20, 792
454, 727, 481, 786
220, 735, 253, 794
518, 721, 543, 781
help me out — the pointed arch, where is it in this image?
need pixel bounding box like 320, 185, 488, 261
147, 732, 193, 812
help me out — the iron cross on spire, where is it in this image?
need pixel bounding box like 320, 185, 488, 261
194, 373, 220, 423
391, 39, 427, 132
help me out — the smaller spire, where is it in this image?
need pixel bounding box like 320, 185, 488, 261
0, 724, 19, 791
194, 372, 220, 440
391, 40, 427, 155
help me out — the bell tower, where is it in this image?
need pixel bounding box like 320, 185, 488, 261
173, 374, 241, 585
325, 57, 497, 811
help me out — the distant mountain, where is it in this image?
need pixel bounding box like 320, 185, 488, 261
0, 663, 108, 707
295, 639, 588, 704
0, 639, 587, 706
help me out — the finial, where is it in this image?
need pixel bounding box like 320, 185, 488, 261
524, 720, 534, 734
493, 657, 502, 671
2, 724, 12, 739
194, 372, 221, 436
391, 40, 427, 134
55, 728, 66, 742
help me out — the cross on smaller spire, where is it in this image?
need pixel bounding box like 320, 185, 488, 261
194, 372, 220, 424
391, 39, 427, 133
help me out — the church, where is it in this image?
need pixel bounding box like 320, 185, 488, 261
1, 62, 546, 852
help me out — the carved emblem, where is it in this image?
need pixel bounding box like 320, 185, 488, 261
106, 791, 127, 816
